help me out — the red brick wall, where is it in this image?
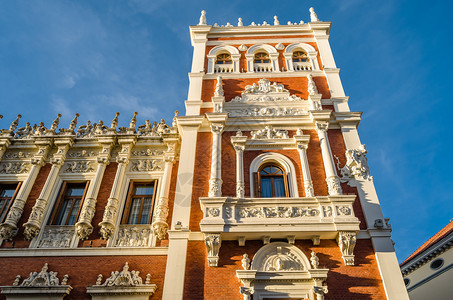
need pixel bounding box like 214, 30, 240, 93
0, 255, 167, 300
2, 163, 52, 248
189, 132, 211, 231
201, 77, 331, 103
183, 239, 386, 299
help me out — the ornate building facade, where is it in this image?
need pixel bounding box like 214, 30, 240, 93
0, 8, 408, 300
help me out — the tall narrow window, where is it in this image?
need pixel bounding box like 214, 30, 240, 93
122, 182, 157, 225
292, 50, 308, 62
50, 182, 89, 225
254, 164, 289, 198
0, 183, 21, 223
254, 52, 270, 63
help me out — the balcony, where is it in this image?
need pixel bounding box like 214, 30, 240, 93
214, 64, 234, 73
199, 195, 360, 241
293, 61, 312, 71
253, 63, 273, 73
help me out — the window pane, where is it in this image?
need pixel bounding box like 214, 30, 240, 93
273, 177, 286, 197
261, 178, 272, 198
55, 199, 72, 225
66, 186, 85, 197
128, 198, 141, 224
67, 199, 81, 225
0, 187, 16, 198
134, 184, 154, 196
139, 197, 153, 224
0, 199, 11, 222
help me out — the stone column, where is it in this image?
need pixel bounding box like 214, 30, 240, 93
23, 139, 73, 240
295, 139, 315, 198
313, 285, 328, 300
315, 121, 342, 195
209, 124, 224, 197
75, 140, 113, 240
0, 143, 50, 241
231, 132, 247, 198
98, 140, 134, 240
152, 139, 177, 240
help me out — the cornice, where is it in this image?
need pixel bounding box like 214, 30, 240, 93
0, 247, 168, 257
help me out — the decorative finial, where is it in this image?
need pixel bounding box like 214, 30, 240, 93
61, 274, 69, 285
13, 275, 21, 286
274, 16, 279, 25
238, 18, 243, 26
241, 254, 251, 270
172, 110, 179, 128
251, 22, 256, 26
198, 10, 207, 25
68, 113, 79, 131
226, 22, 232, 27
129, 112, 138, 128
262, 21, 268, 26
111, 112, 120, 129
214, 76, 224, 97
96, 274, 103, 285
307, 74, 318, 95
310, 7, 319, 22
9, 114, 22, 131
236, 129, 243, 137
145, 274, 151, 284
50, 114, 62, 131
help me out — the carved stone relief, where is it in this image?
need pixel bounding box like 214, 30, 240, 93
14, 263, 69, 287
115, 225, 151, 247
250, 126, 289, 139
229, 78, 302, 102
131, 149, 164, 157
0, 162, 30, 174
67, 150, 98, 158
337, 231, 356, 266
64, 161, 95, 173
237, 206, 319, 218
227, 107, 307, 117
37, 226, 75, 248
205, 233, 221, 267
129, 159, 162, 172
261, 246, 304, 271
337, 145, 373, 184
3, 151, 33, 159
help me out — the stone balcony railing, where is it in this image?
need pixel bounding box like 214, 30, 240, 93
199, 195, 360, 241
293, 61, 312, 71
114, 224, 153, 247
214, 64, 234, 73
254, 63, 273, 73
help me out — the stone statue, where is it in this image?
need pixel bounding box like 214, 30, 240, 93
198, 10, 207, 25
241, 254, 251, 270
310, 7, 319, 22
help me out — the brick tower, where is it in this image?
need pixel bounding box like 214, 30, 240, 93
162, 9, 409, 300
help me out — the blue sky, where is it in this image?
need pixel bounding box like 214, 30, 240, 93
0, 0, 451, 262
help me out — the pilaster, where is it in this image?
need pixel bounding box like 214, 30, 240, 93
231, 132, 247, 198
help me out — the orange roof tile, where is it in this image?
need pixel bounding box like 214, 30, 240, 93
400, 220, 453, 267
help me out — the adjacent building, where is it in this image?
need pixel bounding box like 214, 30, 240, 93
0, 8, 409, 300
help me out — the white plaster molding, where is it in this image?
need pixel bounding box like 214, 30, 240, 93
337, 231, 357, 265
0, 247, 168, 257
207, 45, 240, 74
245, 44, 279, 73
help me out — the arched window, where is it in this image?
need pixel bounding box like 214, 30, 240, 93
254, 52, 270, 63
216, 53, 232, 64
292, 50, 308, 62
255, 163, 289, 197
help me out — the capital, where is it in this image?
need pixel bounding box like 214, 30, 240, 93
315, 121, 329, 132
210, 124, 224, 134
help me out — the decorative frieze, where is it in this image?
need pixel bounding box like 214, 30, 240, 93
238, 206, 320, 218
115, 225, 152, 247
131, 149, 164, 156
67, 150, 98, 158
229, 78, 302, 102
129, 159, 162, 172
0, 162, 30, 174
227, 107, 307, 117
337, 231, 357, 266
37, 226, 75, 248
3, 151, 33, 159
250, 126, 289, 139
63, 161, 95, 173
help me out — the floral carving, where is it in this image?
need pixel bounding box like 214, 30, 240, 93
67, 150, 98, 158
337, 145, 372, 184
131, 149, 164, 156
208, 178, 223, 197
4, 151, 32, 159
206, 208, 220, 217
227, 107, 307, 117
336, 206, 352, 216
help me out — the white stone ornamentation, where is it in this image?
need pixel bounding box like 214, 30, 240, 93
64, 161, 95, 173
242, 254, 251, 270
262, 246, 304, 271
310, 251, 319, 269
205, 233, 221, 267
115, 225, 151, 247
0, 162, 30, 174
214, 76, 224, 96
130, 159, 162, 172
208, 177, 223, 197
37, 226, 75, 248
18, 263, 69, 287
250, 126, 289, 139
227, 107, 307, 117
309, 7, 319, 22
238, 206, 319, 218
307, 73, 318, 95
337, 145, 373, 184
198, 10, 207, 25
337, 231, 356, 265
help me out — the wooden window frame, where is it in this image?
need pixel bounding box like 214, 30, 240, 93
49, 181, 89, 226
121, 180, 158, 225
292, 50, 308, 62
254, 52, 270, 63
216, 53, 232, 65
253, 163, 289, 198
0, 182, 22, 223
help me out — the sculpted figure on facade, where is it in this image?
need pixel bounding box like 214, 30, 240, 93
338, 145, 372, 184
198, 10, 207, 25
309, 7, 319, 22
337, 231, 357, 265
205, 233, 221, 267
310, 251, 319, 269
14, 122, 32, 139
214, 76, 224, 96
77, 120, 96, 138
242, 254, 251, 270
16, 263, 69, 287
251, 126, 289, 139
